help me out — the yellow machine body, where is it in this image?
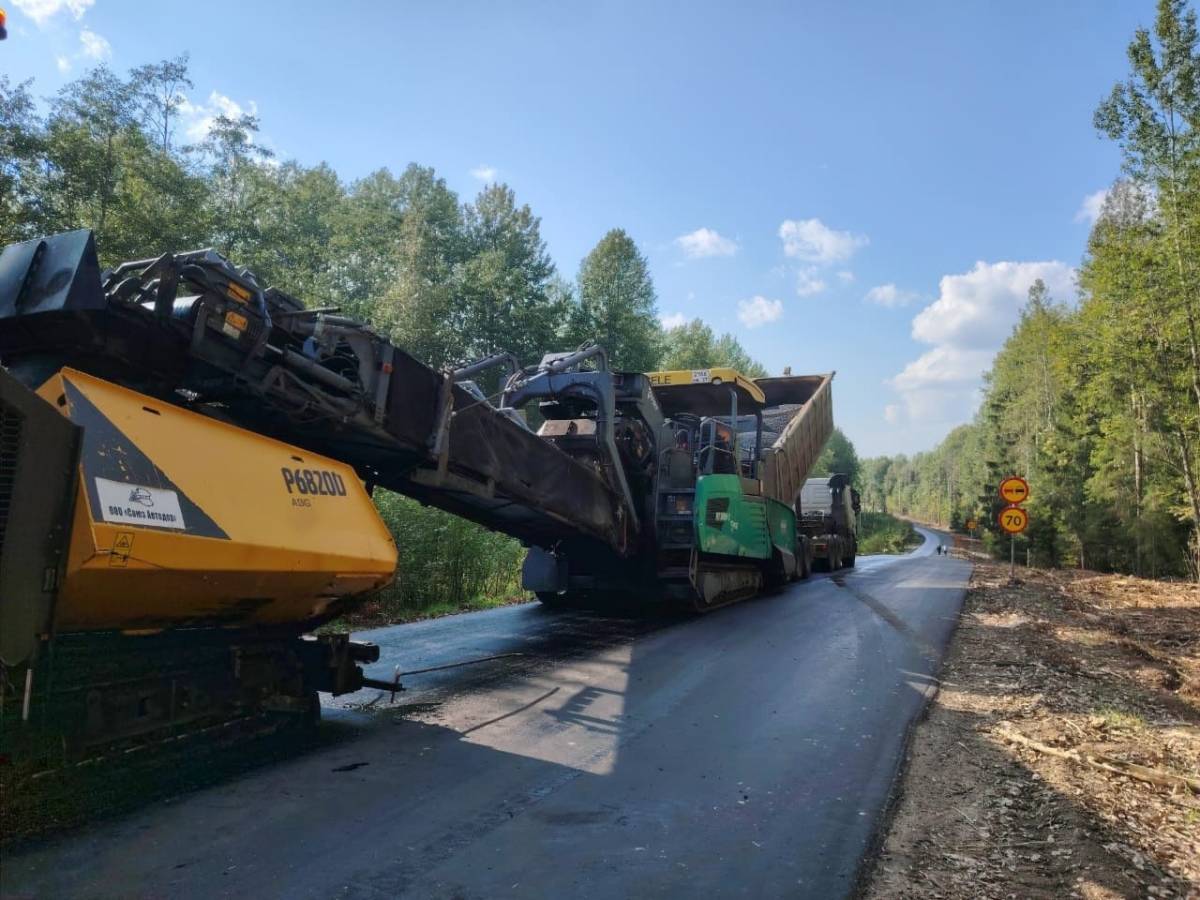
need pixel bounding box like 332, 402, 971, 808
39, 369, 397, 633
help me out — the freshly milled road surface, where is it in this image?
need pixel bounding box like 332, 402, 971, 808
3, 529, 969, 899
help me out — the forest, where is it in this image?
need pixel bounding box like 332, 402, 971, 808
862, 0, 1200, 579
0, 57, 778, 616
6, 0, 1196, 603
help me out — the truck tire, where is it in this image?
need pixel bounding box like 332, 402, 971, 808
842, 552, 856, 568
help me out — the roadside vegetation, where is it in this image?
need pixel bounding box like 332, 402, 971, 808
0, 60, 770, 621
332, 493, 527, 628
856, 512, 920, 555
862, 0, 1200, 581
867, 558, 1200, 899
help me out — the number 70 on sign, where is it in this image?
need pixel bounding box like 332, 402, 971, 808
998, 504, 1028, 535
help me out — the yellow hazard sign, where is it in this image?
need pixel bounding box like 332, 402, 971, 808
109, 531, 135, 567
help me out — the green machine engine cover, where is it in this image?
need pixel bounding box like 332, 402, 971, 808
694, 474, 798, 562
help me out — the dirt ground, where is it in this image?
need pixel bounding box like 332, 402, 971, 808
864, 557, 1200, 899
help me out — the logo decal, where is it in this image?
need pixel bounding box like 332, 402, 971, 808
128, 486, 155, 507
95, 478, 187, 530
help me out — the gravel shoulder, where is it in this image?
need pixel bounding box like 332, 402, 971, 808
864, 558, 1200, 899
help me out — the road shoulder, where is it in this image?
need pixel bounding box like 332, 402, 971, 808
863, 560, 1200, 899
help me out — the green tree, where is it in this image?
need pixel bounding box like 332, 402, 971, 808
199, 111, 274, 262
811, 428, 860, 485
30, 63, 210, 263
129, 54, 192, 154
1080, 179, 1195, 574
570, 229, 661, 372
659, 318, 769, 377
0, 76, 43, 244
1095, 0, 1200, 572
367, 164, 468, 366
459, 183, 562, 373
333, 168, 414, 321
234, 161, 346, 301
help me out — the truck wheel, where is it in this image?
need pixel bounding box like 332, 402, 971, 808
842, 553, 856, 568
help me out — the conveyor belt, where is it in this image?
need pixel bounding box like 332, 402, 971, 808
0, 230, 630, 556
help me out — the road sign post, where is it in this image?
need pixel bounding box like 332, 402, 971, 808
997, 478, 1030, 579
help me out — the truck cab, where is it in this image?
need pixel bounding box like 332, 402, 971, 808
798, 474, 860, 570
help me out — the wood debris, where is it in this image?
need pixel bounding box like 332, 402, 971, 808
865, 561, 1200, 899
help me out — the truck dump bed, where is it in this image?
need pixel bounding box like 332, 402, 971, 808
755, 373, 834, 512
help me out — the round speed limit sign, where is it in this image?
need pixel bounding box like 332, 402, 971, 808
998, 504, 1029, 535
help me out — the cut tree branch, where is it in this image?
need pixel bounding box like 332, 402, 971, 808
996, 725, 1200, 793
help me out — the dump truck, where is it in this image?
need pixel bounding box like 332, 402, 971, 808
0, 230, 833, 762
798, 474, 860, 570
531, 365, 833, 609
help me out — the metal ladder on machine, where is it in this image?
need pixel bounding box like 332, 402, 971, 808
654, 445, 698, 581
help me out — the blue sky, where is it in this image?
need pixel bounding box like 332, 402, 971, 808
4, 0, 1151, 455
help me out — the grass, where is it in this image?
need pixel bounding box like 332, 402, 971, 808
1092, 706, 1147, 732
857, 511, 922, 555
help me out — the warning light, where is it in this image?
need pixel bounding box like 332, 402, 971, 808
0, 8, 8, 41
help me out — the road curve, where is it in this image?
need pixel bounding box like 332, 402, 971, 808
2, 528, 969, 899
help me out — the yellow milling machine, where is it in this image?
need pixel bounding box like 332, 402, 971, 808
0, 228, 834, 772
45, 368, 396, 633
1, 360, 397, 759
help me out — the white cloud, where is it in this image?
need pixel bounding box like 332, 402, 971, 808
1074, 188, 1109, 225
659, 311, 687, 330
795, 267, 827, 297
864, 283, 918, 308
911, 260, 1074, 350
56, 54, 71, 73
674, 227, 737, 259
78, 27, 110, 60
888, 259, 1076, 427
180, 91, 258, 141
890, 346, 997, 392
883, 404, 901, 425
12, 0, 93, 26
889, 384, 984, 429
470, 165, 497, 182
778, 218, 868, 264
737, 295, 783, 328
837, 270, 855, 283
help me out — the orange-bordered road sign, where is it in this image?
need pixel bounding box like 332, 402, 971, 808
998, 476, 1030, 505
997, 504, 1029, 535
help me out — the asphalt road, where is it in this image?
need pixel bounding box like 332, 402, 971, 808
2, 528, 969, 899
